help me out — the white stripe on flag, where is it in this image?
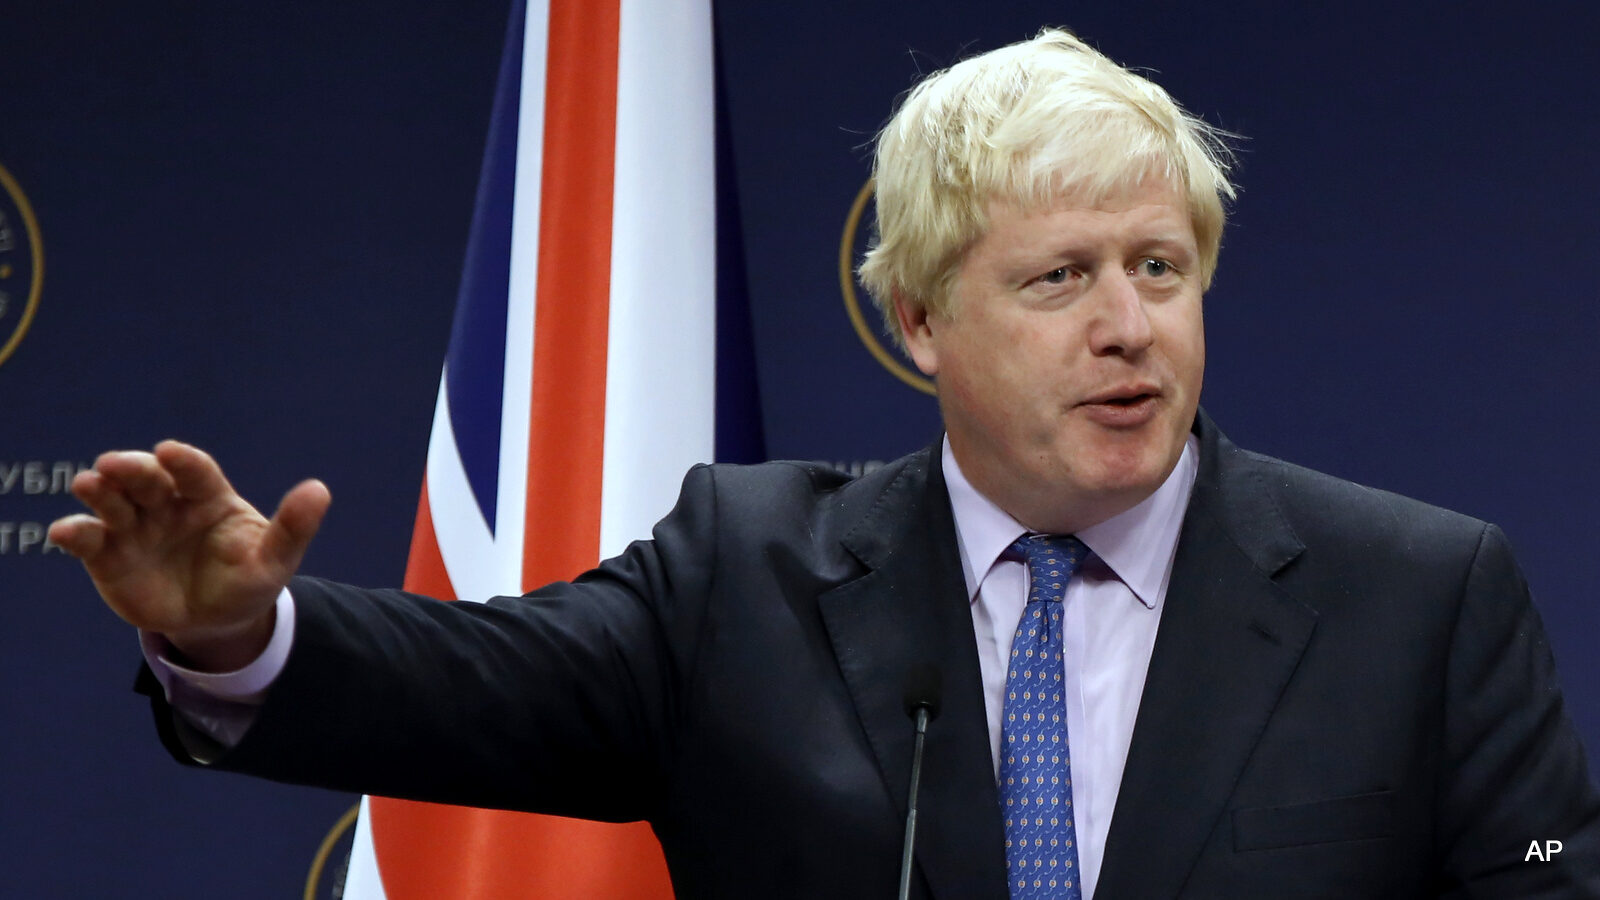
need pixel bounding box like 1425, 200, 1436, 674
342, 796, 385, 895
496, 0, 551, 556
600, 0, 717, 559
425, 369, 519, 601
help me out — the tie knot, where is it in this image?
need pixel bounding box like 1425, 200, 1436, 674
1009, 534, 1089, 603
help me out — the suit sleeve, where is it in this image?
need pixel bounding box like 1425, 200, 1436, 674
140, 463, 722, 824
1436, 524, 1600, 896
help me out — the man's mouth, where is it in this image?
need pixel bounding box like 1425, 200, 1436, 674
1098, 393, 1153, 407
1077, 386, 1162, 425
1080, 385, 1161, 407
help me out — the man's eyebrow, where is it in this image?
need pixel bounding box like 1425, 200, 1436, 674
1133, 233, 1199, 255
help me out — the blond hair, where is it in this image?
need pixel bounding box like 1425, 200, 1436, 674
857, 28, 1237, 347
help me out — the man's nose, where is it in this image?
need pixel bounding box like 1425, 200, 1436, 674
1086, 270, 1155, 356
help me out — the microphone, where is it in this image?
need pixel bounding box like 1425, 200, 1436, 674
898, 664, 942, 900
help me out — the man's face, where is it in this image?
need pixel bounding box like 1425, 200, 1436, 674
897, 177, 1205, 533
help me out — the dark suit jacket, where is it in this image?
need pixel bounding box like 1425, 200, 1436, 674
150, 414, 1600, 898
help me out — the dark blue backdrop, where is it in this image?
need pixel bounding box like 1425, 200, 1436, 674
2, 2, 1595, 896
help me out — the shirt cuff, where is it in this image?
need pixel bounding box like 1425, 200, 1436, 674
139, 586, 297, 705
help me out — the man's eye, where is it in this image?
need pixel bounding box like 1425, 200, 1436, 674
1136, 258, 1171, 277
1039, 267, 1071, 284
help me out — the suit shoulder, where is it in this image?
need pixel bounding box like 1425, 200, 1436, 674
681, 450, 927, 532
1237, 448, 1499, 563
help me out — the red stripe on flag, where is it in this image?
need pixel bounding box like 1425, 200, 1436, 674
523, 0, 619, 590
377, 797, 671, 899
399, 481, 455, 600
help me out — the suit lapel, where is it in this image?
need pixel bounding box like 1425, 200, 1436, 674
1095, 415, 1318, 899
817, 445, 1010, 900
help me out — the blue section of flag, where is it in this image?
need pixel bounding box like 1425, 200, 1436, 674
443, 0, 525, 533
712, 31, 766, 466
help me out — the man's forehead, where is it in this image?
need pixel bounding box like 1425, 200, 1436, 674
983, 170, 1189, 218
974, 178, 1194, 246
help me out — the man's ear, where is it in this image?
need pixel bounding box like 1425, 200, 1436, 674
892, 289, 940, 377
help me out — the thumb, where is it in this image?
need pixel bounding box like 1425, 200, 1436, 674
259, 478, 331, 577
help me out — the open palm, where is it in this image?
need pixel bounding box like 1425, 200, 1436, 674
49, 441, 329, 670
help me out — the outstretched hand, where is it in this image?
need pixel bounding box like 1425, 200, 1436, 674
48, 441, 330, 671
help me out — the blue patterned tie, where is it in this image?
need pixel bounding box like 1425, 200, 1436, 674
1001, 534, 1089, 899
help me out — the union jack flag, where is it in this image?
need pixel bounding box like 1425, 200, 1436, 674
339, 0, 755, 894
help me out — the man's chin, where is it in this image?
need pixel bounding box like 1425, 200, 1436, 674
1070, 445, 1181, 509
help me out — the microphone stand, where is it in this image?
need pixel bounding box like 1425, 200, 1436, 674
897, 702, 934, 900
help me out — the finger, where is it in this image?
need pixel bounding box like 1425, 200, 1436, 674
47, 514, 108, 559
155, 440, 239, 505
95, 450, 179, 512
69, 469, 139, 531
259, 478, 331, 576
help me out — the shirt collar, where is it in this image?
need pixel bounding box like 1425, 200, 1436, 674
942, 433, 1200, 609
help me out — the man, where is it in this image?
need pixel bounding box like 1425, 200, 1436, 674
52, 28, 1600, 899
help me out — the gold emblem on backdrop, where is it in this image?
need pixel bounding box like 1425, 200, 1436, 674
304, 804, 360, 899
0, 161, 44, 369
838, 179, 935, 396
